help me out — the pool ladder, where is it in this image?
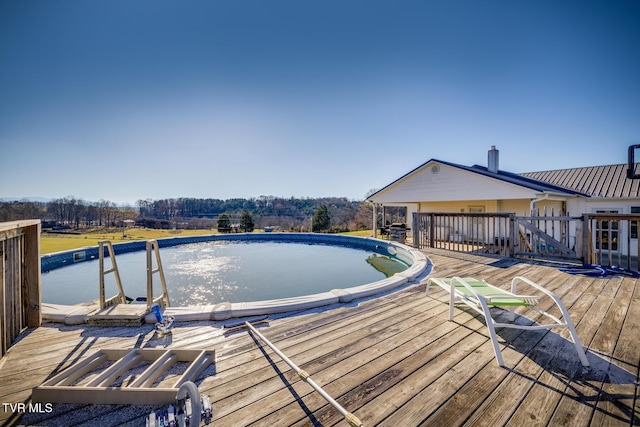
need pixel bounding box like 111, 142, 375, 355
99, 239, 171, 309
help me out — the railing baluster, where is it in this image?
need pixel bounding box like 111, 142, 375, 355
410, 212, 640, 273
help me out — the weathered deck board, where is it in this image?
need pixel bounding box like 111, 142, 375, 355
546, 273, 621, 426
506, 273, 608, 426
1, 249, 639, 426
210, 298, 444, 424
589, 277, 638, 425
465, 273, 596, 427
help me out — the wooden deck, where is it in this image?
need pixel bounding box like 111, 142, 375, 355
1, 249, 639, 426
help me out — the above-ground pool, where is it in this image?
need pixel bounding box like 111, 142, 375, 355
43, 241, 409, 306
40, 233, 430, 323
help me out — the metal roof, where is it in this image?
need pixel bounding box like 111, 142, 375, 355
520, 163, 640, 199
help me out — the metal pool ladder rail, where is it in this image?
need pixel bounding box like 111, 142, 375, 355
98, 239, 171, 310
99, 240, 127, 308
146, 239, 170, 309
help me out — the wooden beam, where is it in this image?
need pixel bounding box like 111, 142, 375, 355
23, 222, 41, 327
0, 219, 40, 234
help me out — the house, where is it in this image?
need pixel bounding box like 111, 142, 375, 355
367, 146, 640, 260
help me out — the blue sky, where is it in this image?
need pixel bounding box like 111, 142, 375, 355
1, 1, 639, 204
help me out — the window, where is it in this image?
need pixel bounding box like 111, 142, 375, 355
595, 210, 619, 251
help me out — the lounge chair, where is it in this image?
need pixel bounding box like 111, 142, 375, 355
427, 276, 589, 367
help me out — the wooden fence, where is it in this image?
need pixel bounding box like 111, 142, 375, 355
0, 220, 41, 359
412, 212, 640, 271
412, 212, 515, 256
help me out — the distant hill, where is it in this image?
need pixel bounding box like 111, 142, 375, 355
0, 197, 51, 203
1, 196, 373, 232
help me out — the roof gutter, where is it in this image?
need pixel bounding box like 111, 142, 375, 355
529, 191, 584, 212
530, 194, 550, 213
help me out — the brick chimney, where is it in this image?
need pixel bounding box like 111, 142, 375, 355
488, 145, 499, 173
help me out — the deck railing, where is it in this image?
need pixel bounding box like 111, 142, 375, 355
412, 212, 515, 256
412, 212, 640, 271
515, 211, 582, 260
0, 220, 41, 359
581, 213, 640, 271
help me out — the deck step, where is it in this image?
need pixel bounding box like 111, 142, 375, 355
86, 304, 149, 326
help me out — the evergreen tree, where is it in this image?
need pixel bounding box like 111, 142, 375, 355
217, 213, 232, 233
240, 210, 254, 232
312, 205, 331, 232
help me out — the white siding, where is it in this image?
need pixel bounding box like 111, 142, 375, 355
371, 161, 538, 203
498, 199, 531, 215
533, 200, 564, 215
566, 198, 588, 217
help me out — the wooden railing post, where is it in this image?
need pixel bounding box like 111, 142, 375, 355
508, 213, 516, 257
23, 222, 41, 327
428, 213, 435, 248
581, 214, 592, 264
416, 212, 421, 248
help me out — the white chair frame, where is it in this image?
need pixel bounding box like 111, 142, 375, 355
427, 276, 589, 367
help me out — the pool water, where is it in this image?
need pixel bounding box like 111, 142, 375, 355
41, 241, 409, 306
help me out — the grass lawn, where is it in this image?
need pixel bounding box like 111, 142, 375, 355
40, 228, 218, 254
40, 228, 376, 254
